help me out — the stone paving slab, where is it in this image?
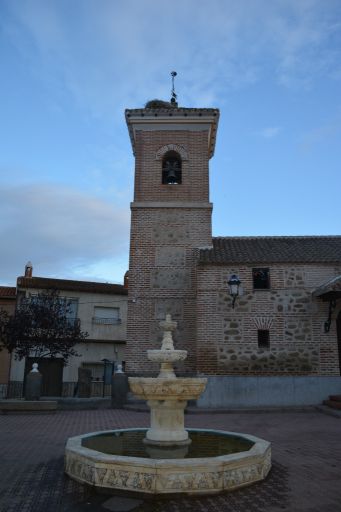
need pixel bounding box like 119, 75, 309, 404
0, 409, 340, 511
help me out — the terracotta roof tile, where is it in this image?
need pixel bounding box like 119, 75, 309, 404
199, 236, 341, 265
16, 277, 127, 295
0, 287, 16, 297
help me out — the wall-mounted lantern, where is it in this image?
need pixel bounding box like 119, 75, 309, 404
228, 274, 241, 309
324, 299, 337, 333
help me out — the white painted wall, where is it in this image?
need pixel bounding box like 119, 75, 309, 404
10, 287, 128, 385
63, 342, 126, 381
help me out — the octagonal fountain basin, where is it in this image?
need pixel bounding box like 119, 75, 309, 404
65, 428, 271, 495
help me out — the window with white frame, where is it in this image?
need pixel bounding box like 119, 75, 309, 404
93, 306, 120, 325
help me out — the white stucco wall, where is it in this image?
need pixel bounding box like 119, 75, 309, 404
63, 342, 126, 381
10, 287, 128, 385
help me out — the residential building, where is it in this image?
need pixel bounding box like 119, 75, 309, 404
9, 264, 128, 397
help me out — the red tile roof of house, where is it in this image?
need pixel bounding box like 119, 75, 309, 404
16, 277, 127, 295
0, 287, 16, 298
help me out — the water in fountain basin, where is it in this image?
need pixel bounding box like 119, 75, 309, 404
81, 429, 254, 459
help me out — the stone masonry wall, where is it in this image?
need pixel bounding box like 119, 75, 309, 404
196, 264, 341, 376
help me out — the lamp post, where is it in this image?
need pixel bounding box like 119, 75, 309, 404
228, 274, 241, 309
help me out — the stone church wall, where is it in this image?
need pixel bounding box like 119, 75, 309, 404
196, 263, 341, 376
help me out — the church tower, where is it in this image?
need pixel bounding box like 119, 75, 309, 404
125, 99, 219, 375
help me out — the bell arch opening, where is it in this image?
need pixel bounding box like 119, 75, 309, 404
162, 151, 182, 185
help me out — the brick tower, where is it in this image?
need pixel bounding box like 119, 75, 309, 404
125, 102, 219, 375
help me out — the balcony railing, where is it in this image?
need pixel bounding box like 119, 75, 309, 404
92, 317, 121, 325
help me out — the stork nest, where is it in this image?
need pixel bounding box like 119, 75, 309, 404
145, 99, 175, 109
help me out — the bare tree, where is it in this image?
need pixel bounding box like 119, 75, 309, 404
0, 289, 88, 364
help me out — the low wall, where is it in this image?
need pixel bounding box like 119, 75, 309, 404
62, 382, 111, 398
197, 376, 341, 408
0, 384, 7, 399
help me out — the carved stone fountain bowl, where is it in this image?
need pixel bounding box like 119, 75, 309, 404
128, 377, 207, 400
65, 428, 271, 495
147, 349, 187, 363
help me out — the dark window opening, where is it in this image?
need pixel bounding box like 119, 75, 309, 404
162, 151, 182, 184
253, 268, 270, 289
258, 330, 270, 349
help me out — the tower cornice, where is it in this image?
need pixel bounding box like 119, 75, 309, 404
125, 107, 219, 158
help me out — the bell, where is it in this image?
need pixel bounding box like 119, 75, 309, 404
164, 160, 179, 184
166, 166, 177, 184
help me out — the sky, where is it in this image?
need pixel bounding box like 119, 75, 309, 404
0, 0, 340, 286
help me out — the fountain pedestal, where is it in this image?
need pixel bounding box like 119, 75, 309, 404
129, 314, 207, 446
147, 399, 188, 444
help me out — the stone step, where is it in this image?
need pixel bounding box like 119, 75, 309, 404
0, 400, 57, 414
323, 399, 341, 410
316, 405, 341, 419
329, 395, 341, 402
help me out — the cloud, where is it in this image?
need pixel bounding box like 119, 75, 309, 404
0, 184, 130, 285
265, 2, 341, 88
259, 126, 281, 138
2, 0, 341, 117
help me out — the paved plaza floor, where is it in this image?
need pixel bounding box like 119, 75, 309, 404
0, 408, 340, 512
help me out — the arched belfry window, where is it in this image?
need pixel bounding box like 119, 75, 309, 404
162, 151, 182, 185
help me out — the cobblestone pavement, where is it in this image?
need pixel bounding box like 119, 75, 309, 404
0, 409, 340, 512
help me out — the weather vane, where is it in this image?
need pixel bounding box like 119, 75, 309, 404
170, 71, 178, 105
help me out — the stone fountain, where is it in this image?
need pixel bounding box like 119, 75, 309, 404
128, 314, 207, 446
65, 315, 271, 494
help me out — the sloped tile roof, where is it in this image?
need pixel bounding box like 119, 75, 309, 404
16, 277, 127, 295
312, 274, 341, 297
0, 286, 16, 298
199, 236, 341, 265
